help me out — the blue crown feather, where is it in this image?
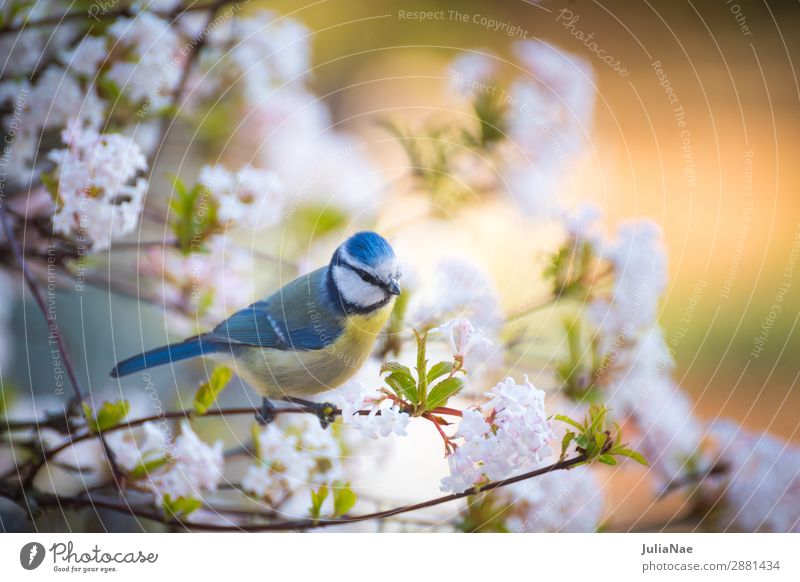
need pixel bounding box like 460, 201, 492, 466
343, 231, 395, 267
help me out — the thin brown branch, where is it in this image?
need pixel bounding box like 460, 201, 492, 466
4, 402, 468, 496
30, 455, 588, 532
108, 232, 294, 269
0, 207, 124, 487
656, 461, 730, 500
0, 0, 241, 36
154, 1, 228, 157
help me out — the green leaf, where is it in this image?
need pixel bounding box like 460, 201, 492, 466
384, 372, 418, 403
309, 484, 329, 520
588, 406, 607, 434
425, 376, 465, 411
332, 484, 357, 518
96, 75, 122, 102
473, 90, 507, 146
251, 422, 262, 459
427, 361, 454, 384
193, 365, 234, 414
162, 494, 202, 519
168, 176, 220, 255
83, 400, 130, 433
554, 414, 584, 431
129, 455, 170, 480
597, 454, 617, 466
560, 431, 575, 459
155, 103, 180, 119
380, 361, 413, 379
415, 330, 429, 407
613, 447, 650, 467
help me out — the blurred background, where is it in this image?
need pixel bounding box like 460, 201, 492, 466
280, 0, 800, 441
2, 0, 799, 530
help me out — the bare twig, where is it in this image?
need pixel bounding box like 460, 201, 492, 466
26, 454, 588, 532
656, 461, 729, 499
4, 402, 462, 496
0, 0, 241, 36
0, 207, 124, 489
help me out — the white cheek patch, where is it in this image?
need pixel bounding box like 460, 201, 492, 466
333, 265, 386, 308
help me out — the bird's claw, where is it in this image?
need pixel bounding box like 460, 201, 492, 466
256, 398, 276, 426
312, 402, 337, 429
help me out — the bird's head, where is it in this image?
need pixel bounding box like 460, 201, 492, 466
329, 231, 401, 313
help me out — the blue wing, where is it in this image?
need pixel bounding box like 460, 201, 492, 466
204, 267, 344, 351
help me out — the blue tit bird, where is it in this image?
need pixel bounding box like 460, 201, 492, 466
111, 231, 401, 426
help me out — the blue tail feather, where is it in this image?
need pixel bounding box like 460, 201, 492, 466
110, 337, 219, 378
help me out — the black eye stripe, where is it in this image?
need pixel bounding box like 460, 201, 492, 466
340, 260, 388, 291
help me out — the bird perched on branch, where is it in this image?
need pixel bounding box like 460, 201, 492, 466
111, 231, 401, 426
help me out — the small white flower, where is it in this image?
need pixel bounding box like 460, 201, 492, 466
123, 421, 224, 503
60, 35, 108, 77
191, 10, 311, 108
457, 409, 492, 441
335, 381, 377, 420
30, 66, 106, 131
241, 464, 280, 499
368, 401, 411, 438
335, 383, 410, 440
106, 421, 169, 472
142, 421, 224, 501
199, 164, 286, 230
431, 317, 492, 361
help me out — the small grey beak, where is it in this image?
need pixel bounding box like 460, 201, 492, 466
388, 278, 401, 296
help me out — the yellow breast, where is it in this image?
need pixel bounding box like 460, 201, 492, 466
227, 302, 394, 399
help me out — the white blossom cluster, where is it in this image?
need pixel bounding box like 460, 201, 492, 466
335, 382, 410, 439
0, 8, 178, 178
198, 164, 286, 230
446, 41, 595, 216
177, 9, 385, 215
563, 205, 704, 487
431, 317, 492, 362
588, 218, 668, 346
105, 13, 184, 113
440, 376, 554, 493
48, 123, 148, 251
108, 420, 224, 505
241, 415, 346, 501
187, 10, 311, 106
0, 2, 80, 78
702, 422, 800, 532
